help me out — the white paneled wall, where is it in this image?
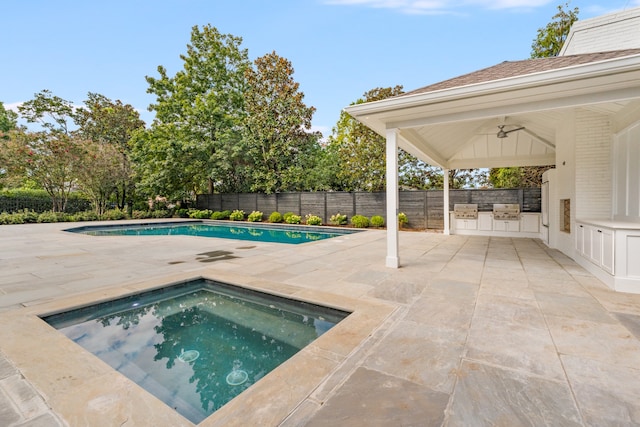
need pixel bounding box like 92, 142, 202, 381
575, 109, 612, 219
614, 122, 640, 220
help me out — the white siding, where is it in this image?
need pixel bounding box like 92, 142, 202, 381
613, 122, 640, 221
560, 8, 640, 56
575, 109, 612, 219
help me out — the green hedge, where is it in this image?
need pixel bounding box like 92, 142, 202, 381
0, 189, 91, 214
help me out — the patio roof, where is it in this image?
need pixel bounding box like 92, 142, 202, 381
345, 49, 640, 169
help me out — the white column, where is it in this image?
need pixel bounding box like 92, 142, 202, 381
386, 128, 400, 268
443, 168, 450, 235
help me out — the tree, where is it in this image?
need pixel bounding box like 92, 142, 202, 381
0, 102, 20, 188
243, 51, 322, 193
74, 93, 145, 209
489, 165, 553, 188
2, 130, 84, 211
4, 91, 83, 211
18, 89, 74, 134
328, 86, 404, 191
0, 102, 18, 139
531, 2, 579, 58
488, 2, 579, 188
75, 140, 128, 215
136, 25, 251, 200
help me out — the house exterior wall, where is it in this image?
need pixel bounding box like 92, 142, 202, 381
560, 8, 640, 56
552, 111, 576, 256
575, 109, 612, 219
613, 121, 640, 221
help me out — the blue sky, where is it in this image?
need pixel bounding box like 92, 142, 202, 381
2, 0, 636, 137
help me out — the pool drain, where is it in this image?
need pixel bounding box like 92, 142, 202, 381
177, 350, 200, 363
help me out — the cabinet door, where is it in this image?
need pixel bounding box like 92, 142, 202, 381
478, 213, 492, 231
584, 225, 593, 259
493, 220, 506, 231
507, 220, 520, 232
589, 228, 602, 265
600, 228, 614, 274
521, 215, 539, 233
576, 223, 585, 255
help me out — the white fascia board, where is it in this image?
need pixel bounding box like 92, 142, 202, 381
345, 54, 640, 122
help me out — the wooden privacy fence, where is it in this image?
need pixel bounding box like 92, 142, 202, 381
196, 188, 541, 230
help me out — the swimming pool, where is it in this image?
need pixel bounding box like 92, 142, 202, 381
65, 221, 359, 244
42, 278, 350, 424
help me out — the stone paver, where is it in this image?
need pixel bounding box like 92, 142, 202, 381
1, 221, 640, 426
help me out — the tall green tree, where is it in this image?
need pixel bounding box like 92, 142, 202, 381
4, 91, 82, 211
329, 86, 404, 191
2, 130, 84, 211
135, 25, 251, 200
0, 102, 18, 139
0, 102, 20, 188
74, 92, 145, 209
243, 51, 322, 193
75, 140, 128, 215
531, 2, 579, 58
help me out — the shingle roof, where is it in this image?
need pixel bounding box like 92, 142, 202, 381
402, 49, 640, 97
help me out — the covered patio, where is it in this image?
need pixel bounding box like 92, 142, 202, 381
345, 49, 640, 271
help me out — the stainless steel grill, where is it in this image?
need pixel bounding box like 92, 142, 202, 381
493, 203, 520, 220
454, 204, 478, 219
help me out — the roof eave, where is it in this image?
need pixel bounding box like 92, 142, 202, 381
345, 53, 640, 123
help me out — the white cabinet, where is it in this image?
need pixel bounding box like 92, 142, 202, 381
521, 214, 540, 233
493, 220, 520, 232
454, 219, 477, 230
576, 222, 614, 275
601, 228, 614, 274
478, 213, 493, 231
449, 212, 540, 237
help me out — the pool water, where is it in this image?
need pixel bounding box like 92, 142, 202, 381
42, 279, 349, 424
66, 221, 358, 244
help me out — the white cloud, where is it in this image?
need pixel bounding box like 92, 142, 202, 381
324, 0, 553, 14
4, 102, 23, 113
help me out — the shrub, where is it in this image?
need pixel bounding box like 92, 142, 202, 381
0, 212, 14, 225
101, 208, 127, 221
247, 211, 263, 222
268, 211, 283, 223
229, 209, 245, 221
329, 213, 348, 226
17, 209, 39, 223
350, 215, 370, 228
72, 211, 100, 222
211, 210, 231, 220
175, 208, 190, 218
282, 212, 295, 223
370, 215, 385, 228
305, 214, 322, 226
152, 209, 171, 218
131, 210, 151, 219
398, 212, 409, 227
285, 214, 302, 224
189, 209, 213, 219
37, 211, 70, 223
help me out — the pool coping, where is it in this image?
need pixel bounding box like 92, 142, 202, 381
0, 270, 396, 426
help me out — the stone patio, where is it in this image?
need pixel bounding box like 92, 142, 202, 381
1, 220, 640, 426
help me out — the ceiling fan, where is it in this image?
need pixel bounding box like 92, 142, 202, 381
497, 125, 525, 138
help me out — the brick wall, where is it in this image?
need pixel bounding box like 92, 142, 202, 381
575, 109, 612, 219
